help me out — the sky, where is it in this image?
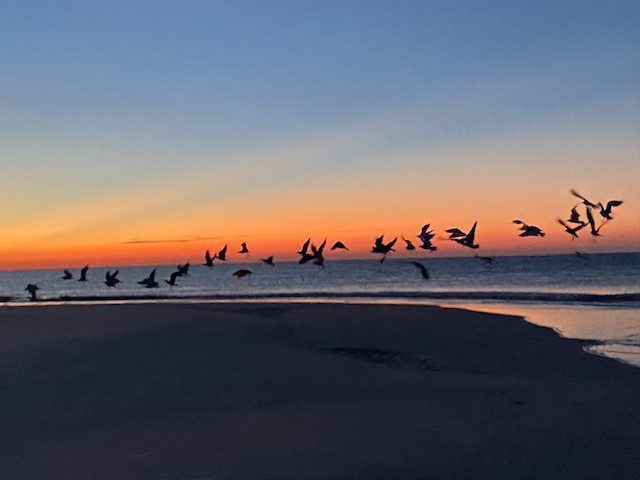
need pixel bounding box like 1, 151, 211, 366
0, 0, 638, 269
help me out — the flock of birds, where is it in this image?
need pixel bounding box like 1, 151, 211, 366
23, 189, 623, 301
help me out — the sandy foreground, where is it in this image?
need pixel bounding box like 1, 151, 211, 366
0, 303, 638, 479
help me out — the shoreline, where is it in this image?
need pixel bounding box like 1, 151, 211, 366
1, 302, 639, 478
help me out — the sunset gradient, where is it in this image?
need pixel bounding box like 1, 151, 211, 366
1, 1, 638, 269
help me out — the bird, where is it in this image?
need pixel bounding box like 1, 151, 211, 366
214, 245, 228, 262
177, 262, 190, 276
586, 207, 607, 237
331, 241, 349, 251
104, 270, 121, 288
138, 269, 158, 288
512, 220, 545, 237
261, 255, 276, 266
233, 269, 252, 278
298, 238, 316, 264
475, 254, 493, 265
371, 235, 397, 263
570, 189, 597, 208
204, 250, 214, 267
138, 269, 156, 285
165, 271, 180, 286
557, 218, 586, 240
402, 236, 416, 250
78, 265, 89, 282
446, 222, 479, 249
311, 239, 327, 267
25, 284, 39, 301
238, 242, 249, 254
567, 205, 583, 224
61, 270, 73, 280
405, 261, 429, 280
597, 200, 623, 220
417, 224, 437, 251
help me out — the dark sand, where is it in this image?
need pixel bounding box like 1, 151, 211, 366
0, 303, 638, 479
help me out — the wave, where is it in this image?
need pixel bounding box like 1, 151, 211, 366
3, 290, 640, 305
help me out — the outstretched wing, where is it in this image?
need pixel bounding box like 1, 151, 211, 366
466, 222, 477, 244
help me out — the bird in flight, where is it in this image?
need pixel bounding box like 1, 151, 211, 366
597, 200, 623, 220
138, 269, 157, 287
78, 265, 89, 282
417, 224, 437, 251
570, 189, 597, 208
214, 245, 228, 262
512, 220, 545, 237
104, 270, 121, 288
165, 271, 180, 286
238, 242, 249, 254
402, 236, 416, 250
177, 263, 190, 276
25, 284, 39, 301
331, 241, 349, 251
586, 207, 607, 237
446, 222, 479, 249
261, 255, 276, 266
61, 270, 73, 280
233, 269, 252, 278
298, 238, 316, 264
311, 239, 327, 267
405, 261, 429, 280
566, 205, 584, 224
371, 235, 397, 263
557, 219, 586, 240
204, 250, 214, 267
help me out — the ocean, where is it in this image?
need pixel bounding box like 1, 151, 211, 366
1, 252, 639, 365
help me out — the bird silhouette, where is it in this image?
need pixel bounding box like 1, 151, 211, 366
446, 222, 479, 249
233, 269, 252, 278
311, 239, 327, 267
586, 207, 607, 237
402, 236, 416, 250
238, 242, 249, 254
597, 200, 623, 220
512, 220, 545, 237
25, 284, 39, 301
165, 271, 180, 286
567, 205, 583, 224
203, 250, 214, 267
405, 261, 429, 280
138, 269, 157, 287
78, 265, 89, 282
417, 224, 437, 251
557, 219, 586, 240
61, 270, 73, 280
261, 255, 276, 266
298, 238, 316, 264
214, 245, 228, 262
371, 235, 397, 263
177, 262, 190, 276
331, 241, 349, 251
570, 189, 597, 208
475, 254, 493, 265
138, 269, 156, 284
104, 270, 121, 288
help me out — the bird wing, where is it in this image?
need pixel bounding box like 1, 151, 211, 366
299, 238, 310, 255
386, 237, 397, 249
607, 200, 623, 209
170, 271, 179, 283
570, 189, 595, 206
466, 222, 477, 243
445, 228, 466, 238
406, 261, 429, 280
586, 207, 596, 231
205, 250, 212, 263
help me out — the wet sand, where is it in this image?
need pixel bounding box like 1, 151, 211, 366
0, 303, 638, 479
